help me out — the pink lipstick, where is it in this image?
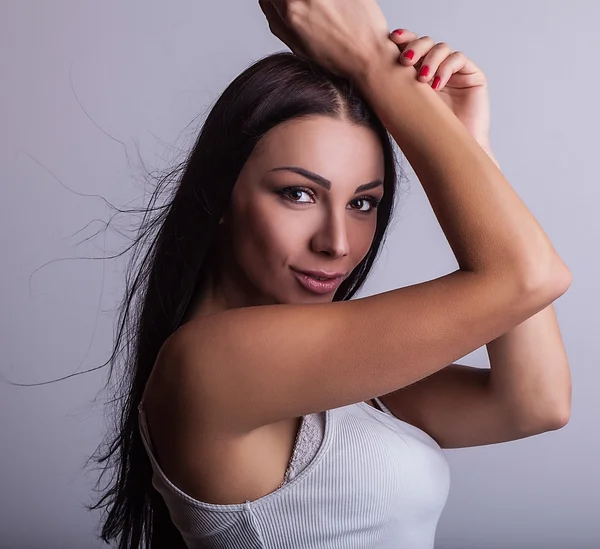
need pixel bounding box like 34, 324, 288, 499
292, 269, 344, 295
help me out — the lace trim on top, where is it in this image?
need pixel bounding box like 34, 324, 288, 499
279, 412, 325, 488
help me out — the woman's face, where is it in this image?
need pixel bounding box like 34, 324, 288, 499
218, 115, 386, 306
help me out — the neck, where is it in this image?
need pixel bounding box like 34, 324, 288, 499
183, 229, 271, 322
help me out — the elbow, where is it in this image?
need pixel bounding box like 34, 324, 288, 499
516, 400, 571, 436
548, 405, 571, 431
537, 404, 571, 434
549, 260, 573, 294
520, 257, 572, 301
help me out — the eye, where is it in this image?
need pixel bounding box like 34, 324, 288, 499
278, 186, 314, 203
277, 186, 381, 214
350, 196, 381, 213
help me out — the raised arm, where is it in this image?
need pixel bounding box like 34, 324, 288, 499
149, 1, 570, 438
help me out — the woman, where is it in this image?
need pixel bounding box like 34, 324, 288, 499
91, 1, 572, 547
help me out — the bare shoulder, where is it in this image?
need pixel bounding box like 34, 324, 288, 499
141, 339, 304, 505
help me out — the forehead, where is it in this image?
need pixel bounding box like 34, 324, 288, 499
250, 115, 385, 182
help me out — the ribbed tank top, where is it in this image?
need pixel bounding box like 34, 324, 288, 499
138, 396, 451, 548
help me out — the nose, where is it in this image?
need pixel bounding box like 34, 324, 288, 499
310, 211, 350, 259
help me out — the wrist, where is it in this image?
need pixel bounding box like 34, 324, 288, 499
352, 38, 415, 91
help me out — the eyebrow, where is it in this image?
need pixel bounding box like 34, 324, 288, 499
268, 166, 383, 193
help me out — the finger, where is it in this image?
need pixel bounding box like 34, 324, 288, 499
388, 29, 419, 49
394, 35, 437, 66
413, 41, 454, 84
428, 51, 471, 90
388, 29, 419, 59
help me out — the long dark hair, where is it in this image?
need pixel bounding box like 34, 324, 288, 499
88, 51, 405, 548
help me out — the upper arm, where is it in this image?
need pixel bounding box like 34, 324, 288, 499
164, 269, 559, 435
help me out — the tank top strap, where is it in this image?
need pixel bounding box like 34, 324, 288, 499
371, 397, 385, 412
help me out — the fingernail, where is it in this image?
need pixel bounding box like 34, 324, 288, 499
392, 29, 404, 37
433, 76, 441, 89
403, 50, 414, 60
419, 65, 429, 77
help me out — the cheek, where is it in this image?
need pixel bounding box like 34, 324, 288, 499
230, 202, 291, 269
348, 220, 378, 257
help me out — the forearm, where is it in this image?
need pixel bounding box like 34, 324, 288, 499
355, 50, 566, 284
478, 141, 500, 170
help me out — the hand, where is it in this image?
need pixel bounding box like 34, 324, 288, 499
258, 0, 394, 81
389, 29, 491, 145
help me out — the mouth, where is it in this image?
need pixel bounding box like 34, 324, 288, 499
291, 268, 345, 295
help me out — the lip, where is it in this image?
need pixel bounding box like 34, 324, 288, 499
293, 268, 347, 279
292, 268, 345, 295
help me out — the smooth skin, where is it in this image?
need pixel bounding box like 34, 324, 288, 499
184, 116, 385, 317
141, 0, 571, 505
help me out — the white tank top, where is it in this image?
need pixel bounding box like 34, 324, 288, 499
138, 396, 451, 548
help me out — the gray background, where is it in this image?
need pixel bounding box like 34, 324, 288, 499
1, 1, 597, 548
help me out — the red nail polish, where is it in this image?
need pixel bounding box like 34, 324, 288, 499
433, 76, 441, 89
419, 65, 429, 77
393, 29, 404, 36
403, 50, 414, 60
